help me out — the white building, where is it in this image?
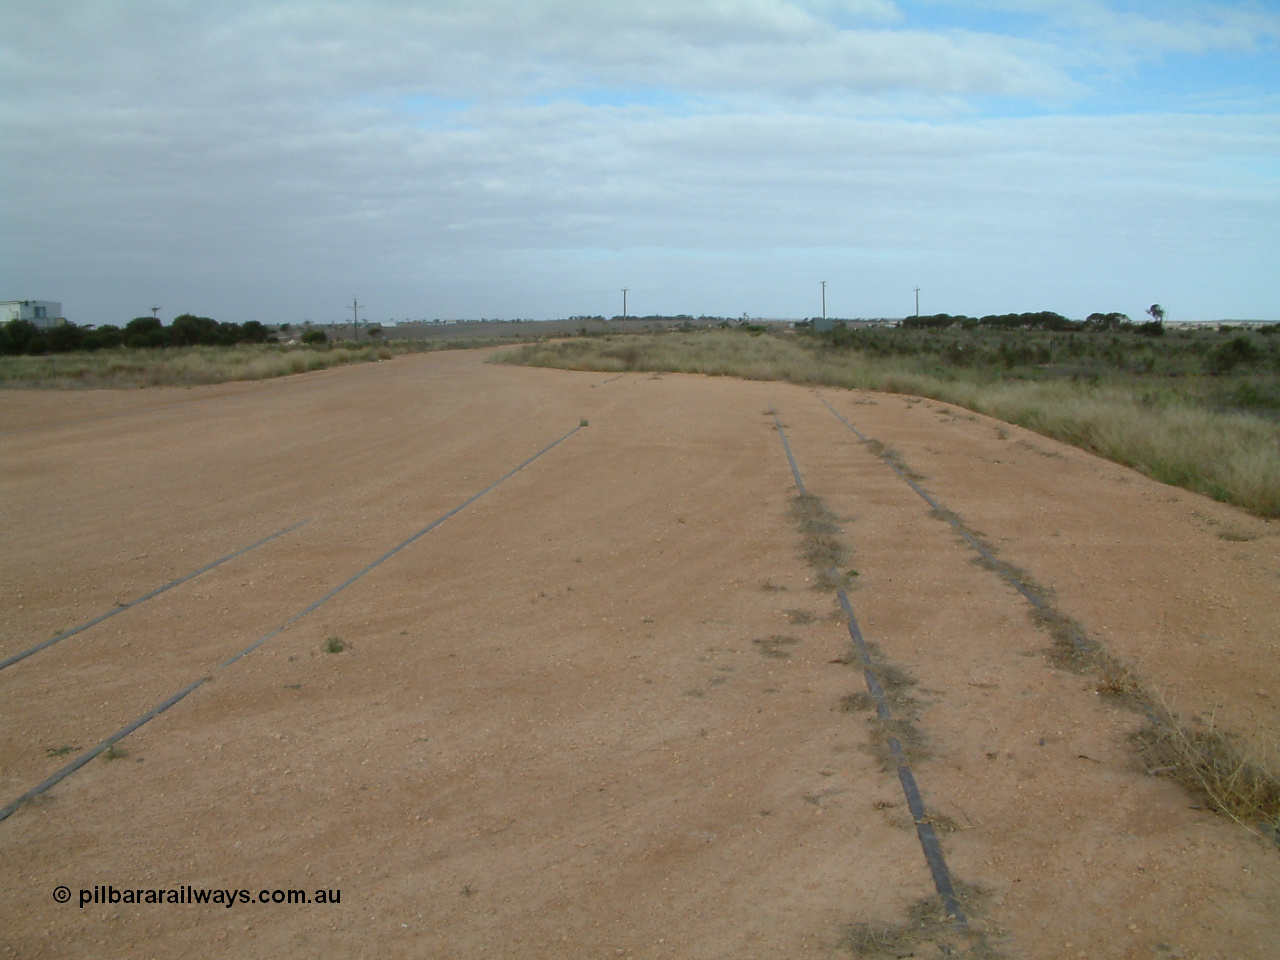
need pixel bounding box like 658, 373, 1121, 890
1, 300, 65, 329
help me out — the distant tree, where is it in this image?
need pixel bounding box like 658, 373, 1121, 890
123, 316, 168, 348
1147, 304, 1165, 323
169, 314, 219, 346
45, 321, 85, 353
83, 325, 124, 350
239, 320, 270, 343
0, 319, 45, 355
1086, 312, 1131, 329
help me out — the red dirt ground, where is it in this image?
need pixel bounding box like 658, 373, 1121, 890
1, 349, 1277, 959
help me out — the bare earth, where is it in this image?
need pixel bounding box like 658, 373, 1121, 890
1, 349, 1277, 959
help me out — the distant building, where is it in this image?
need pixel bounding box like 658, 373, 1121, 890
1, 300, 65, 329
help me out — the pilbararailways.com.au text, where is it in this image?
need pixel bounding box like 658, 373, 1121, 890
71, 885, 340, 908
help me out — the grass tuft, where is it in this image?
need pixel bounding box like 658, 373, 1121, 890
840, 887, 1000, 958
1133, 708, 1280, 840
752, 635, 801, 659
324, 636, 346, 654
790, 494, 852, 590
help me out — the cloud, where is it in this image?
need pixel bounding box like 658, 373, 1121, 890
1, 1, 1276, 321
943, 0, 1280, 55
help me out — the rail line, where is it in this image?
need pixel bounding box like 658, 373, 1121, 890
0, 519, 311, 672
770, 408, 967, 926
0, 422, 584, 824
815, 394, 1103, 662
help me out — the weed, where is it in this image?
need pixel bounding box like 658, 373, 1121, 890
839, 692, 875, 713
790, 494, 852, 590
45, 745, 78, 758
840, 887, 999, 958
1132, 707, 1280, 840
1217, 529, 1258, 542
101, 744, 127, 761
753, 635, 801, 659
324, 636, 346, 654
866, 716, 932, 773
784, 608, 815, 624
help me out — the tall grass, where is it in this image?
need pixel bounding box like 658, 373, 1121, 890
498, 331, 1280, 517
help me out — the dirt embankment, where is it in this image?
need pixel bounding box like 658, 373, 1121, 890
1, 352, 1276, 959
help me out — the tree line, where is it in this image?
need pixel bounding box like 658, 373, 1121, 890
900, 307, 1166, 335
0, 315, 276, 355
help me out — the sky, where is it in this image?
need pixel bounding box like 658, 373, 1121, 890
2, 1, 1278, 325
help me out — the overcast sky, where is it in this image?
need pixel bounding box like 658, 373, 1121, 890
2, 1, 1278, 325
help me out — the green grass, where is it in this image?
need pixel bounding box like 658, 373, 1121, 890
496, 328, 1280, 517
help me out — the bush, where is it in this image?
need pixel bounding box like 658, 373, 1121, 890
123, 316, 168, 348
0, 320, 46, 355
1208, 336, 1261, 374
301, 330, 328, 345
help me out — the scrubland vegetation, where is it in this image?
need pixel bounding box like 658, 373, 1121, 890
498, 322, 1280, 517
0, 335, 537, 389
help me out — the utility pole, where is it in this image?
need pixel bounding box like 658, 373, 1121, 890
150, 306, 160, 320
621, 287, 629, 320
351, 297, 362, 339
914, 287, 920, 317
820, 281, 827, 321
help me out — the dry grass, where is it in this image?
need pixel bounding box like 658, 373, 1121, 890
497, 331, 1280, 517
924, 479, 1280, 841
0, 336, 543, 390
1133, 707, 1280, 842
840, 888, 1000, 959
790, 494, 853, 590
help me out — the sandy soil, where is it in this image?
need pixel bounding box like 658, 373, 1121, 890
1, 349, 1277, 959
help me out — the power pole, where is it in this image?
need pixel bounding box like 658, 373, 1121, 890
914, 287, 920, 317
150, 306, 160, 320
820, 281, 827, 321
621, 287, 629, 319
351, 297, 362, 338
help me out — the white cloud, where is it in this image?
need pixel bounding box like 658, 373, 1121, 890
1, 1, 1276, 321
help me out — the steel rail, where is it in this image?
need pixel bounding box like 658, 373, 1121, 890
0, 423, 583, 824
817, 395, 1078, 636
770, 408, 967, 925
0, 519, 311, 673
